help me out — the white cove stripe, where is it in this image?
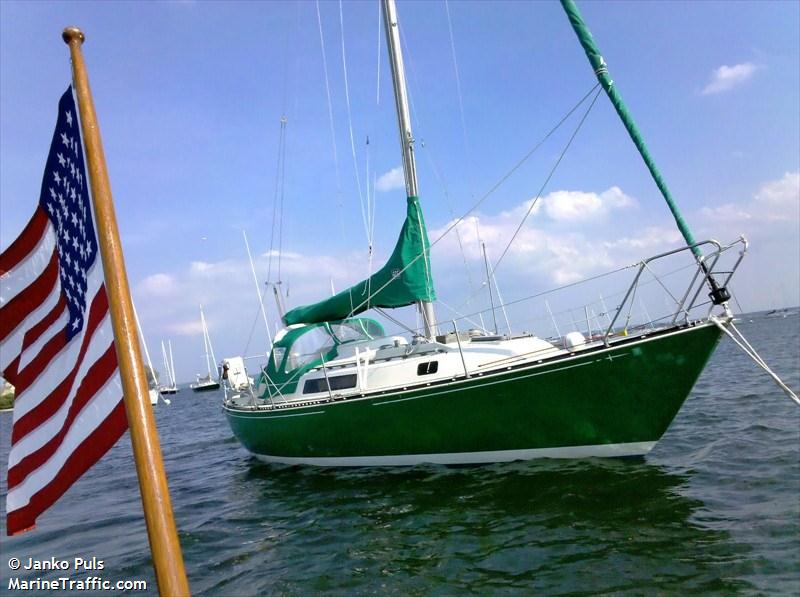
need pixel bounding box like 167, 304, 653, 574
0, 224, 55, 307
252, 441, 658, 467
0, 282, 61, 374
9, 313, 114, 464
11, 262, 104, 418
17, 308, 69, 372
6, 372, 123, 512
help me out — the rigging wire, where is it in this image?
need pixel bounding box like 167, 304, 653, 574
266, 117, 288, 283
373, 245, 733, 342
278, 116, 288, 283
244, 229, 274, 350
266, 6, 295, 289
241, 291, 269, 357
278, 115, 287, 284
376, 0, 382, 105
422, 144, 482, 319
316, 0, 345, 227
344, 82, 601, 318
338, 0, 369, 244
316, 0, 355, 314
396, 20, 488, 318
364, 136, 374, 308
444, 0, 485, 301
444, 0, 471, 173
489, 86, 603, 280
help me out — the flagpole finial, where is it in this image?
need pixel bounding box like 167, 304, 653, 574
62, 27, 85, 45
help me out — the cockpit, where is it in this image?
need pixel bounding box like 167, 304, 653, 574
262, 318, 385, 394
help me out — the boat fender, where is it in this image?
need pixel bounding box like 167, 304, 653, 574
563, 331, 586, 350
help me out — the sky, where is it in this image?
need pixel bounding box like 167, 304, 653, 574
1, 0, 798, 383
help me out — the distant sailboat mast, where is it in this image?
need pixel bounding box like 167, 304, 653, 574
168, 339, 177, 387
161, 340, 174, 388
200, 304, 217, 378
382, 0, 437, 338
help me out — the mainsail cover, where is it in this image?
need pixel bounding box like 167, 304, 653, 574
283, 195, 436, 325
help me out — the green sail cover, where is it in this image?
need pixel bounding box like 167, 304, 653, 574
283, 195, 436, 325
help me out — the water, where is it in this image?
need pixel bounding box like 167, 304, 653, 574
2, 313, 798, 595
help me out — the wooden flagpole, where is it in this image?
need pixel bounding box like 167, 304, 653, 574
62, 27, 190, 596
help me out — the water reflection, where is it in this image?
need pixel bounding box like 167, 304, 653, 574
186, 457, 753, 595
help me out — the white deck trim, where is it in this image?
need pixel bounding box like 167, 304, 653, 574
251, 441, 657, 466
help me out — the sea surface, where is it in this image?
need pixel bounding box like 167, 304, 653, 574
1, 312, 798, 595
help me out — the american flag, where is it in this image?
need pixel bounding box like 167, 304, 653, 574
0, 86, 128, 535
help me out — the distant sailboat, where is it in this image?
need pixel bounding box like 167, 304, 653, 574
191, 305, 220, 392
159, 339, 178, 395
132, 302, 168, 406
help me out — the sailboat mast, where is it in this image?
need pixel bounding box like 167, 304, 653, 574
168, 340, 176, 386
160, 341, 170, 386
382, 0, 417, 197
200, 305, 212, 377
381, 0, 438, 338
132, 302, 157, 390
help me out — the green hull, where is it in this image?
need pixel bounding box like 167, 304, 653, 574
224, 323, 722, 465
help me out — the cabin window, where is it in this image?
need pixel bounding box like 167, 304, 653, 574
329, 323, 365, 343
285, 327, 335, 370
303, 374, 358, 394
417, 361, 438, 375
329, 320, 383, 343
271, 347, 286, 369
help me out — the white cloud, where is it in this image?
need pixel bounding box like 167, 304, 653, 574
694, 172, 799, 312
699, 171, 799, 224
603, 226, 683, 251
701, 62, 758, 95
168, 320, 205, 336
754, 171, 799, 211
189, 261, 214, 274
700, 203, 752, 223
375, 166, 405, 192
429, 186, 672, 288
138, 273, 178, 297
543, 186, 635, 222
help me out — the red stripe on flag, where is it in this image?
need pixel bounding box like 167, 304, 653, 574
3, 356, 21, 387
0, 209, 49, 274
8, 344, 118, 489
12, 332, 69, 397
11, 287, 109, 444
6, 399, 128, 536
0, 249, 59, 342
21, 296, 68, 353
0, 298, 66, 386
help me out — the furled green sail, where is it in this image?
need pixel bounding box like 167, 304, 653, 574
283, 195, 436, 325
560, 0, 700, 260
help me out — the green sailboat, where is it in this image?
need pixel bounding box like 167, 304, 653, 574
222, 0, 747, 465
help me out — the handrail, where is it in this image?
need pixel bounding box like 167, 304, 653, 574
603, 236, 748, 346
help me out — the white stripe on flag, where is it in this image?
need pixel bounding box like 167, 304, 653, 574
11, 261, 104, 419
9, 311, 115, 467
0, 225, 56, 307
0, 282, 61, 373
6, 372, 124, 513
